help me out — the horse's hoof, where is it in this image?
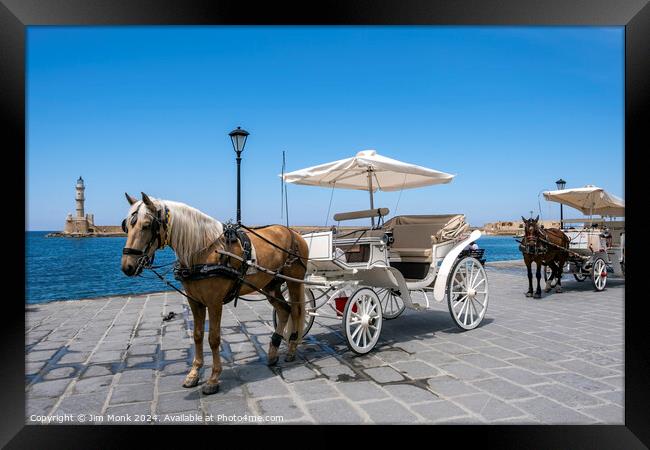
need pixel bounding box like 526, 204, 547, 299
533, 293, 542, 299
525, 292, 533, 298
555, 288, 563, 293
284, 354, 296, 362
267, 355, 279, 366
544, 288, 552, 293
201, 382, 220, 395
182, 376, 199, 388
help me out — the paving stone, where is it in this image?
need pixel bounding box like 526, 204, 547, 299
336, 381, 388, 402
163, 349, 188, 360
58, 352, 91, 364
246, 376, 290, 398
410, 399, 469, 422
364, 366, 405, 383
392, 361, 440, 379
54, 391, 109, 417
292, 379, 339, 402
508, 357, 562, 374
204, 396, 252, 421
350, 354, 387, 368
256, 397, 305, 420
305, 399, 364, 424
157, 390, 201, 414
111, 383, 155, 404
490, 367, 548, 386
360, 399, 418, 423
73, 375, 114, 394
89, 350, 124, 363
578, 403, 624, 424
43, 366, 76, 380
320, 364, 356, 380
281, 365, 318, 382
105, 402, 153, 422
236, 364, 275, 383
596, 390, 623, 407
383, 384, 439, 404
29, 378, 73, 398
459, 353, 511, 369
474, 345, 524, 360
515, 397, 596, 424
532, 383, 604, 408
547, 372, 616, 393
375, 348, 412, 363
27, 349, 59, 362
452, 393, 526, 421
81, 365, 113, 378
471, 378, 536, 400
439, 362, 490, 381
26, 397, 57, 419
118, 369, 155, 385
427, 375, 480, 398
128, 344, 158, 356
432, 342, 477, 356
555, 359, 619, 378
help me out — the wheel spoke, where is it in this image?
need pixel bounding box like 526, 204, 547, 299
351, 323, 362, 340
453, 295, 468, 310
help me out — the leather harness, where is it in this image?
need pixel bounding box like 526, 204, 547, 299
173, 223, 254, 307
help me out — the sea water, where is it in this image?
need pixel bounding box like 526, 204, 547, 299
25, 232, 520, 304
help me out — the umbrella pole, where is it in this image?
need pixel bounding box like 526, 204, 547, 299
368, 169, 375, 228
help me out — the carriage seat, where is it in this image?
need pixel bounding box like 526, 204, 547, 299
385, 214, 468, 263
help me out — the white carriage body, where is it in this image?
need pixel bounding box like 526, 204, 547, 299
562, 218, 625, 277
303, 214, 483, 310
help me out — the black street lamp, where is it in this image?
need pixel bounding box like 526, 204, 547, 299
555, 178, 566, 229
229, 126, 249, 224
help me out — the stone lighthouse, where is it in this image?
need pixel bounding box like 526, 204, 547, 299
63, 176, 94, 234
75, 176, 85, 218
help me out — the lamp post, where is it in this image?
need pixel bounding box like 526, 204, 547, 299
555, 178, 566, 229
229, 126, 249, 224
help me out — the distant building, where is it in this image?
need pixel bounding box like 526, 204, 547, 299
482, 219, 560, 235
52, 176, 123, 237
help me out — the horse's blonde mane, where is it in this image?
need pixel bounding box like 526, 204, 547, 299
130, 198, 223, 267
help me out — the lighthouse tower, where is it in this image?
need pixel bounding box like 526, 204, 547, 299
75, 176, 85, 218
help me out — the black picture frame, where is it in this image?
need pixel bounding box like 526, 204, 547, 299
3, 0, 648, 447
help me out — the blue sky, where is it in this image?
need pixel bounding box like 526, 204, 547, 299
27, 26, 624, 230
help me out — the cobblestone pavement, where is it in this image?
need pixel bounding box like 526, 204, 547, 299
25, 262, 624, 424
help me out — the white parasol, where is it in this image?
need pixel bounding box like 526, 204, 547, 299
542, 185, 624, 217
281, 149, 455, 225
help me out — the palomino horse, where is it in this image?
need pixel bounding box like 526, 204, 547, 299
121, 192, 308, 395
520, 216, 570, 298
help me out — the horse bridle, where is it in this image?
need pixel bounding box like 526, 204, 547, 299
122, 206, 170, 272
523, 220, 547, 254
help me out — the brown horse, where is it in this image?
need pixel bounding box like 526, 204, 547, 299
121, 192, 308, 395
520, 216, 570, 298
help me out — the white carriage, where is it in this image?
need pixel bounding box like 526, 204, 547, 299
542, 185, 625, 292
274, 150, 489, 354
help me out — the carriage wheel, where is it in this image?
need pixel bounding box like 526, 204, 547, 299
271, 285, 318, 338
343, 287, 383, 355
591, 257, 608, 291
447, 257, 489, 330
376, 288, 405, 320
573, 272, 587, 282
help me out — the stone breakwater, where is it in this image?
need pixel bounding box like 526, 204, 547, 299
25, 261, 623, 424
